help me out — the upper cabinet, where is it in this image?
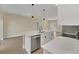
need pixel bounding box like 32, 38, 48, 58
58, 4, 79, 25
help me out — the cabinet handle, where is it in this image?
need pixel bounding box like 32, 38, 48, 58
45, 36, 46, 38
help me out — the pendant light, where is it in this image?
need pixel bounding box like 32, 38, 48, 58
31, 4, 35, 20
43, 8, 45, 20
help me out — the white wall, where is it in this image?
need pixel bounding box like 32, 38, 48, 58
3, 12, 37, 38
58, 4, 79, 25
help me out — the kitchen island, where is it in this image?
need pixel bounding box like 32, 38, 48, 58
42, 36, 79, 54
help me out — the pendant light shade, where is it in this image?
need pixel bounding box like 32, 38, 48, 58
32, 16, 34, 18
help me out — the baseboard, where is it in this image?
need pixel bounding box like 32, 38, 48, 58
4, 34, 24, 39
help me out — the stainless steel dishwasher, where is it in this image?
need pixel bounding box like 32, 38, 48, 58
31, 34, 41, 53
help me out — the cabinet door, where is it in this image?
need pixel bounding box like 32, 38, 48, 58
45, 32, 52, 44
41, 32, 52, 45
25, 36, 31, 54
41, 33, 46, 45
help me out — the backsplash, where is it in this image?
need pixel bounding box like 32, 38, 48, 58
62, 26, 79, 33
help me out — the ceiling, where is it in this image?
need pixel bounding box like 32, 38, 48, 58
0, 4, 57, 20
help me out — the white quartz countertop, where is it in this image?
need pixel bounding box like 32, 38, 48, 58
4, 30, 52, 38
25, 30, 53, 37
25, 31, 41, 37
42, 36, 79, 54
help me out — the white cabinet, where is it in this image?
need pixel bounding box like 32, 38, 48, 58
58, 4, 79, 25
41, 31, 53, 45
24, 33, 41, 54
24, 35, 31, 54
24, 31, 53, 53
41, 33, 46, 45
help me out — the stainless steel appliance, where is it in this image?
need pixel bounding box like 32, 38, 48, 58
31, 34, 41, 53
